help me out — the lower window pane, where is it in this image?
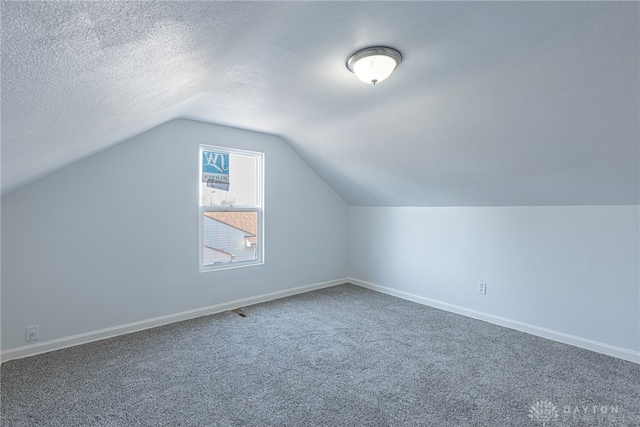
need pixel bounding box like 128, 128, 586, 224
203, 211, 258, 265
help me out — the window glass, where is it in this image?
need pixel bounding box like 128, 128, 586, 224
199, 145, 263, 271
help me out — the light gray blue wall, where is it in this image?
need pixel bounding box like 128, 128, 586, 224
1, 119, 347, 350
3, 119, 638, 361
348, 206, 640, 354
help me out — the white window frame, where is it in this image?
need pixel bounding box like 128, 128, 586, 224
199, 145, 264, 272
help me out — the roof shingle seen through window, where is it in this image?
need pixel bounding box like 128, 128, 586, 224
204, 212, 257, 236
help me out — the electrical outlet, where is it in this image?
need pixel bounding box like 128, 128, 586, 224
478, 283, 487, 295
25, 325, 39, 342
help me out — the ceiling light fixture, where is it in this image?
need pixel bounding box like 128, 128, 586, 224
347, 46, 402, 85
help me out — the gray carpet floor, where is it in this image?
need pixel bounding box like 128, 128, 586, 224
1, 284, 639, 426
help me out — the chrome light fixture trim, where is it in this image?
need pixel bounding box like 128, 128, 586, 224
346, 46, 403, 85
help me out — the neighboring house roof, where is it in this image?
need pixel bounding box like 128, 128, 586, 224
204, 212, 257, 236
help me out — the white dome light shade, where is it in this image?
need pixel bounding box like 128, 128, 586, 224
352, 55, 397, 84
347, 46, 402, 85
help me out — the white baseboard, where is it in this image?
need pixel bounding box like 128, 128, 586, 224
349, 277, 640, 364
0, 277, 348, 363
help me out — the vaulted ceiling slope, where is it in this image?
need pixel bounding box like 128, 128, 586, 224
2, 2, 638, 206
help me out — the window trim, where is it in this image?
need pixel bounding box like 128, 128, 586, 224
199, 145, 264, 272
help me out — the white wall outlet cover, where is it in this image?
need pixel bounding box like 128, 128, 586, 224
25, 325, 40, 342
478, 283, 487, 295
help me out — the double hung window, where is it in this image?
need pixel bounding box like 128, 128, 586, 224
199, 145, 264, 271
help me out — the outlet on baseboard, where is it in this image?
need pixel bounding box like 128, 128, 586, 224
25, 325, 39, 342
478, 283, 487, 295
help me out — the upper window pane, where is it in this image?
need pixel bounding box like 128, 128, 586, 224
200, 148, 259, 207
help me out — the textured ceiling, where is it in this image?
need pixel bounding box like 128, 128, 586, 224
2, 1, 638, 205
